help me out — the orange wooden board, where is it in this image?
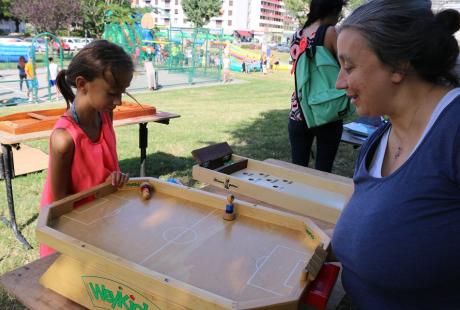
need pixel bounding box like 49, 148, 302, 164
37, 178, 330, 309
0, 102, 156, 135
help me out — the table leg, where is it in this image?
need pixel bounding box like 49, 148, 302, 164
0, 144, 33, 249
139, 123, 148, 177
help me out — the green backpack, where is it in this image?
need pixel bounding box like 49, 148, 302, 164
294, 25, 354, 128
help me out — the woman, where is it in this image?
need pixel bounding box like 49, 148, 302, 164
332, 1, 460, 308
288, 0, 346, 172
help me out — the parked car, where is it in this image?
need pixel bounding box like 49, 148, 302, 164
276, 44, 290, 53
82, 37, 94, 44
24, 38, 48, 52
0, 37, 30, 44
61, 37, 86, 51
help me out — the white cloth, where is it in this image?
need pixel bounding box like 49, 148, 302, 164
48, 63, 59, 80
144, 61, 156, 89
369, 88, 460, 177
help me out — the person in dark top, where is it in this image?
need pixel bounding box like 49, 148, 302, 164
288, 0, 346, 172
332, 1, 460, 309
17, 56, 28, 92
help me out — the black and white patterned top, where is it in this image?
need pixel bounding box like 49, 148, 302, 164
289, 28, 315, 121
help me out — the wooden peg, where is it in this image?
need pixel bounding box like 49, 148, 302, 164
140, 182, 153, 200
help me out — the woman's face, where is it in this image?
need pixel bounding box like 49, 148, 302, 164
335, 29, 401, 116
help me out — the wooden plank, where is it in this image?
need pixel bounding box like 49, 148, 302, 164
27, 112, 53, 121
0, 110, 179, 145
0, 144, 48, 178
192, 156, 353, 224
0, 101, 156, 135
0, 253, 84, 310
191, 142, 233, 168
215, 158, 248, 175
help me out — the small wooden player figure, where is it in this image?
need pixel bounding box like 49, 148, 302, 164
223, 194, 236, 221
140, 182, 153, 200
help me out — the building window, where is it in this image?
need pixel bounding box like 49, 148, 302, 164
155, 0, 158, 4
175, 0, 178, 4
216, 20, 222, 28
229, 0, 233, 6
175, 9, 178, 14
228, 20, 232, 26
228, 10, 232, 16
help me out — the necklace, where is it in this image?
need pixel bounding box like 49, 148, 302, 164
394, 146, 402, 160
70, 102, 81, 125
70, 101, 101, 130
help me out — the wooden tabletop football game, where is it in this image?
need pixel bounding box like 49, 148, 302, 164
36, 177, 331, 309
192, 143, 353, 224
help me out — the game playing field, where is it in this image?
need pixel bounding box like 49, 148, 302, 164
37, 178, 329, 309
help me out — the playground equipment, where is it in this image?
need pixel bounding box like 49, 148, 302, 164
227, 43, 261, 72
102, 12, 226, 86
0, 38, 30, 63
0, 32, 65, 105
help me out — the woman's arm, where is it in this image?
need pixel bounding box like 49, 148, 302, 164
324, 26, 339, 59
49, 128, 74, 201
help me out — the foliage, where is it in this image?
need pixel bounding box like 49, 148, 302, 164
0, 0, 23, 32
284, 0, 309, 26
80, 0, 148, 38
10, 0, 82, 34
347, 0, 365, 10
0, 0, 14, 19
181, 0, 222, 28
284, 0, 365, 26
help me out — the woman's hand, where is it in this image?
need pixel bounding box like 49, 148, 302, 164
106, 171, 129, 188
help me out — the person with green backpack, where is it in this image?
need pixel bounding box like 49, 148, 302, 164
288, 0, 351, 172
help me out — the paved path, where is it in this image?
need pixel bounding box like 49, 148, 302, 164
0, 65, 231, 105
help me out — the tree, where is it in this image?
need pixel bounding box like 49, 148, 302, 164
0, 0, 21, 32
182, 0, 222, 28
284, 0, 365, 26
80, 0, 146, 38
11, 0, 82, 34
284, 0, 309, 26
348, 0, 365, 10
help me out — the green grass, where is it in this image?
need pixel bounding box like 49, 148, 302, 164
0, 70, 358, 308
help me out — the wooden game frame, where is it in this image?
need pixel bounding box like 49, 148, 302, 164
0, 101, 156, 135
192, 143, 353, 224
36, 177, 331, 310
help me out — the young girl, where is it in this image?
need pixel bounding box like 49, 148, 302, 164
40, 40, 132, 257
17, 56, 28, 92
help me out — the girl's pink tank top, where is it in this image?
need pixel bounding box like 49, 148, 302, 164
39, 111, 119, 257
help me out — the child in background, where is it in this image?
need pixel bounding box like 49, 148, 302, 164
39, 40, 133, 257
25, 57, 37, 101
48, 57, 59, 101
17, 56, 28, 92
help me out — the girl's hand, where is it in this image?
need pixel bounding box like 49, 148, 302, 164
107, 171, 129, 188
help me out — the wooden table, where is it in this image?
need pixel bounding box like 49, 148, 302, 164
0, 160, 346, 310
0, 111, 180, 249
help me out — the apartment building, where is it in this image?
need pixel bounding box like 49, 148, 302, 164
131, 0, 298, 41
